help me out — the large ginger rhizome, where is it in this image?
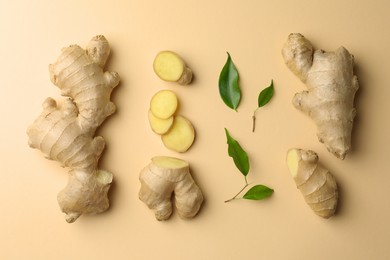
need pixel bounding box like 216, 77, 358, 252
27, 35, 119, 223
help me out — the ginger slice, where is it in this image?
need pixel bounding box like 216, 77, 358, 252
153, 51, 193, 85
148, 109, 174, 135
161, 115, 195, 152
150, 89, 178, 119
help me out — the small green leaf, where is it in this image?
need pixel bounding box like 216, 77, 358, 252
258, 80, 274, 108
243, 185, 273, 200
219, 52, 241, 111
225, 128, 249, 176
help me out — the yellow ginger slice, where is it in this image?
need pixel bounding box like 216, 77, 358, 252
161, 115, 195, 153
153, 51, 193, 85
150, 89, 178, 119
148, 109, 174, 134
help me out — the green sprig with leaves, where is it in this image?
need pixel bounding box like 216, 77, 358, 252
252, 80, 274, 132
224, 128, 274, 202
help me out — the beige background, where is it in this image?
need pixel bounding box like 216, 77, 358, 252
1, 0, 390, 259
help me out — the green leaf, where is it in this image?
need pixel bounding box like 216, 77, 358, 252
257, 80, 274, 108
219, 52, 241, 111
243, 185, 274, 200
225, 128, 249, 176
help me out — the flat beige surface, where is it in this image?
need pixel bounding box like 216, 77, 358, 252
1, 0, 390, 259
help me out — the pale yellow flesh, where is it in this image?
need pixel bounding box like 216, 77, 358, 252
151, 156, 189, 169
150, 90, 178, 119
286, 149, 300, 178
148, 110, 174, 134
153, 51, 185, 82
161, 115, 195, 152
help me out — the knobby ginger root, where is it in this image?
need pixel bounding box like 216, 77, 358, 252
139, 156, 204, 221
282, 33, 359, 159
286, 148, 338, 218
27, 35, 119, 223
153, 51, 193, 85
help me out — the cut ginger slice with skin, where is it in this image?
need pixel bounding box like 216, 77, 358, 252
153, 51, 193, 85
150, 89, 178, 119
162, 115, 195, 152
148, 110, 174, 134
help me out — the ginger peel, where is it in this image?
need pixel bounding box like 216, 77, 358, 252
287, 148, 338, 218
282, 33, 359, 159
139, 156, 204, 221
27, 35, 119, 223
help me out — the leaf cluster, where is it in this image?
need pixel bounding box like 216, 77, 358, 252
224, 128, 273, 202
219, 52, 275, 203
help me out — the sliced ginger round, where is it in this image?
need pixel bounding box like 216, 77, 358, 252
148, 110, 174, 134
153, 51, 185, 82
150, 89, 178, 119
161, 115, 195, 153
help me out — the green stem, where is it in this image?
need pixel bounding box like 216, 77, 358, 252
224, 182, 249, 203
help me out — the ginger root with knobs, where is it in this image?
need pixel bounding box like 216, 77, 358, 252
282, 33, 359, 159
27, 35, 119, 223
286, 148, 338, 218
139, 156, 204, 221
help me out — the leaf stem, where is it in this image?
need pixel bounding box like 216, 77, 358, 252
252, 108, 258, 132
224, 182, 249, 203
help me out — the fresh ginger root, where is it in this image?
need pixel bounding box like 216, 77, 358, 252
139, 156, 204, 221
286, 148, 338, 218
282, 33, 359, 159
153, 51, 193, 85
27, 35, 119, 223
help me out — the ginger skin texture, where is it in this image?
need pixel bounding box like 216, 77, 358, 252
282, 33, 359, 159
287, 148, 338, 218
27, 35, 119, 223
139, 156, 204, 221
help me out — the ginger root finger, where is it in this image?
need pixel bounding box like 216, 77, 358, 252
282, 33, 358, 159
153, 51, 193, 85
286, 148, 338, 218
139, 156, 204, 221
27, 35, 119, 223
